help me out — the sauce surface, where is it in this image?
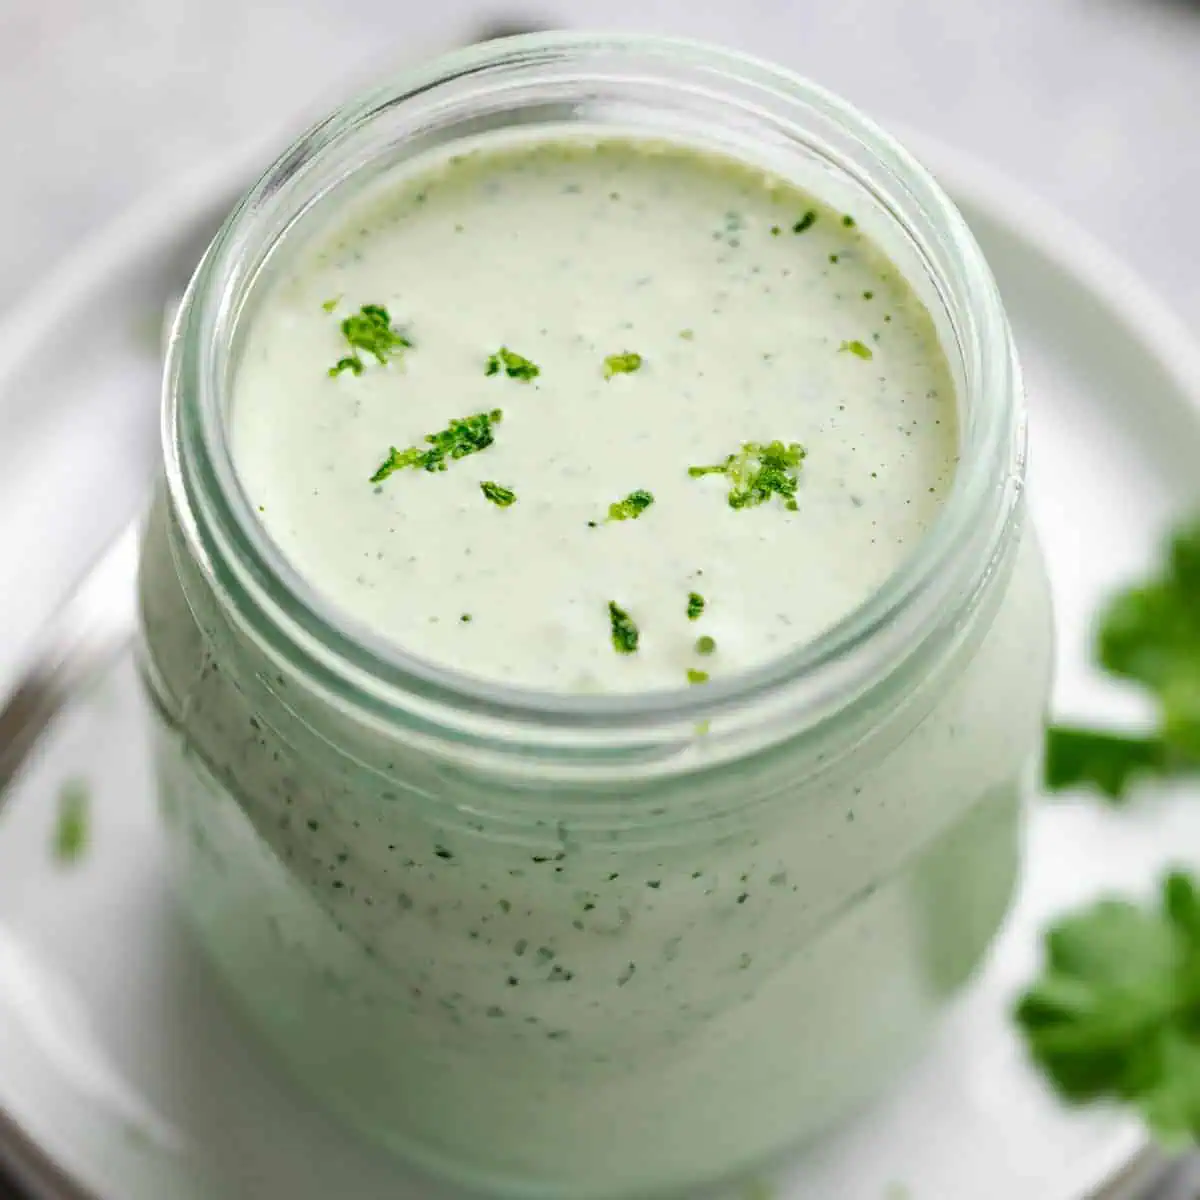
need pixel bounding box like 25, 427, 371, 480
233, 138, 958, 691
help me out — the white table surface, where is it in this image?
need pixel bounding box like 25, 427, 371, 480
1, 0, 1198, 1196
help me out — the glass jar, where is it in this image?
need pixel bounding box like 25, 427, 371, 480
138, 31, 1053, 1200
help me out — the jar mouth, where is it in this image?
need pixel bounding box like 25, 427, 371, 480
165, 30, 1023, 765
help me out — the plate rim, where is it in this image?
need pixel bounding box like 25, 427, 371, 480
0, 127, 1197, 1200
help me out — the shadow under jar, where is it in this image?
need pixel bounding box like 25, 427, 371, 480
138, 32, 1053, 1200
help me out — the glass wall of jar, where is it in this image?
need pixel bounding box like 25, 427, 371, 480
139, 32, 1053, 1200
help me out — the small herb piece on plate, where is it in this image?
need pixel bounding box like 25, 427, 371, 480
607, 489, 655, 522
603, 352, 643, 379
54, 780, 89, 865
608, 601, 639, 654
695, 635, 717, 656
687, 668, 710, 685
689, 440, 807, 512
321, 297, 339, 313
839, 339, 874, 360
486, 347, 540, 381
328, 303, 412, 376
371, 409, 503, 483
792, 211, 817, 234
1014, 870, 1200, 1143
687, 592, 705, 620
480, 481, 517, 508
1045, 518, 1200, 800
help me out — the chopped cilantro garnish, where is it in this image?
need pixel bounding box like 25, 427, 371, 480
687, 668, 710, 685
696, 635, 716, 655
687, 592, 705, 620
54, 780, 89, 865
328, 303, 412, 376
486, 347, 540, 381
840, 339, 874, 360
481, 481, 517, 507
842, 214, 856, 227
792, 211, 817, 234
608, 602, 639, 654
321, 297, 339, 313
770, 225, 782, 237
1015, 870, 1200, 1143
607, 489, 655, 522
1045, 518, 1200, 799
688, 440, 807, 511
370, 409, 503, 483
603, 352, 643, 379
460, 613, 473, 623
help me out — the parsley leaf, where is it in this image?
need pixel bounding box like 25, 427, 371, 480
481, 481, 517, 507
1045, 519, 1200, 799
689, 440, 807, 511
603, 352, 643, 379
1045, 728, 1170, 801
371, 410, 503, 483
687, 592, 705, 620
839, 339, 874, 360
486, 347, 540, 381
687, 668, 710, 685
54, 780, 89, 865
608, 601, 639, 654
695, 635, 716, 656
607, 489, 655, 522
328, 303, 412, 376
1014, 870, 1200, 1143
792, 211, 817, 234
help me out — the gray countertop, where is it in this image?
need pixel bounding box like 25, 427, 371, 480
1, 0, 1199, 1196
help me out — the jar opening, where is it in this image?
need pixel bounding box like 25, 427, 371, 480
165, 32, 1024, 770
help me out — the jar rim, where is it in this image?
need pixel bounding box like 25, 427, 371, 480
164, 30, 1024, 771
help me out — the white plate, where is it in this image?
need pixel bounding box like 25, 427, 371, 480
1, 128, 1199, 1200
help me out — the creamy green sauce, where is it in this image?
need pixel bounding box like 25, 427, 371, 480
139, 133, 1051, 1197
232, 138, 958, 692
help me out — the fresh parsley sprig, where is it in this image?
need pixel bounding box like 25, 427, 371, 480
1015, 870, 1200, 1143
1045, 519, 1200, 800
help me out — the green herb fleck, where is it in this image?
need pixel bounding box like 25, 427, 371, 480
696, 635, 716, 656
370, 409, 503, 483
1045, 519, 1200, 800
792, 211, 817, 234
687, 592, 705, 620
481, 481, 517, 508
321, 297, 339, 313
769, 225, 782, 237
54, 780, 89, 865
607, 489, 655, 522
486, 347, 540, 381
328, 304, 411, 376
687, 668, 710, 685
688, 440, 807, 511
840, 339, 873, 360
842, 214, 856, 227
460, 613, 472, 623
1015, 870, 1200, 1143
608, 602, 639, 655
603, 351, 643, 379
679, 329, 695, 341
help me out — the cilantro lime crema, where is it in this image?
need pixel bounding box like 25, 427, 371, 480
140, 122, 1053, 1199
231, 139, 958, 691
